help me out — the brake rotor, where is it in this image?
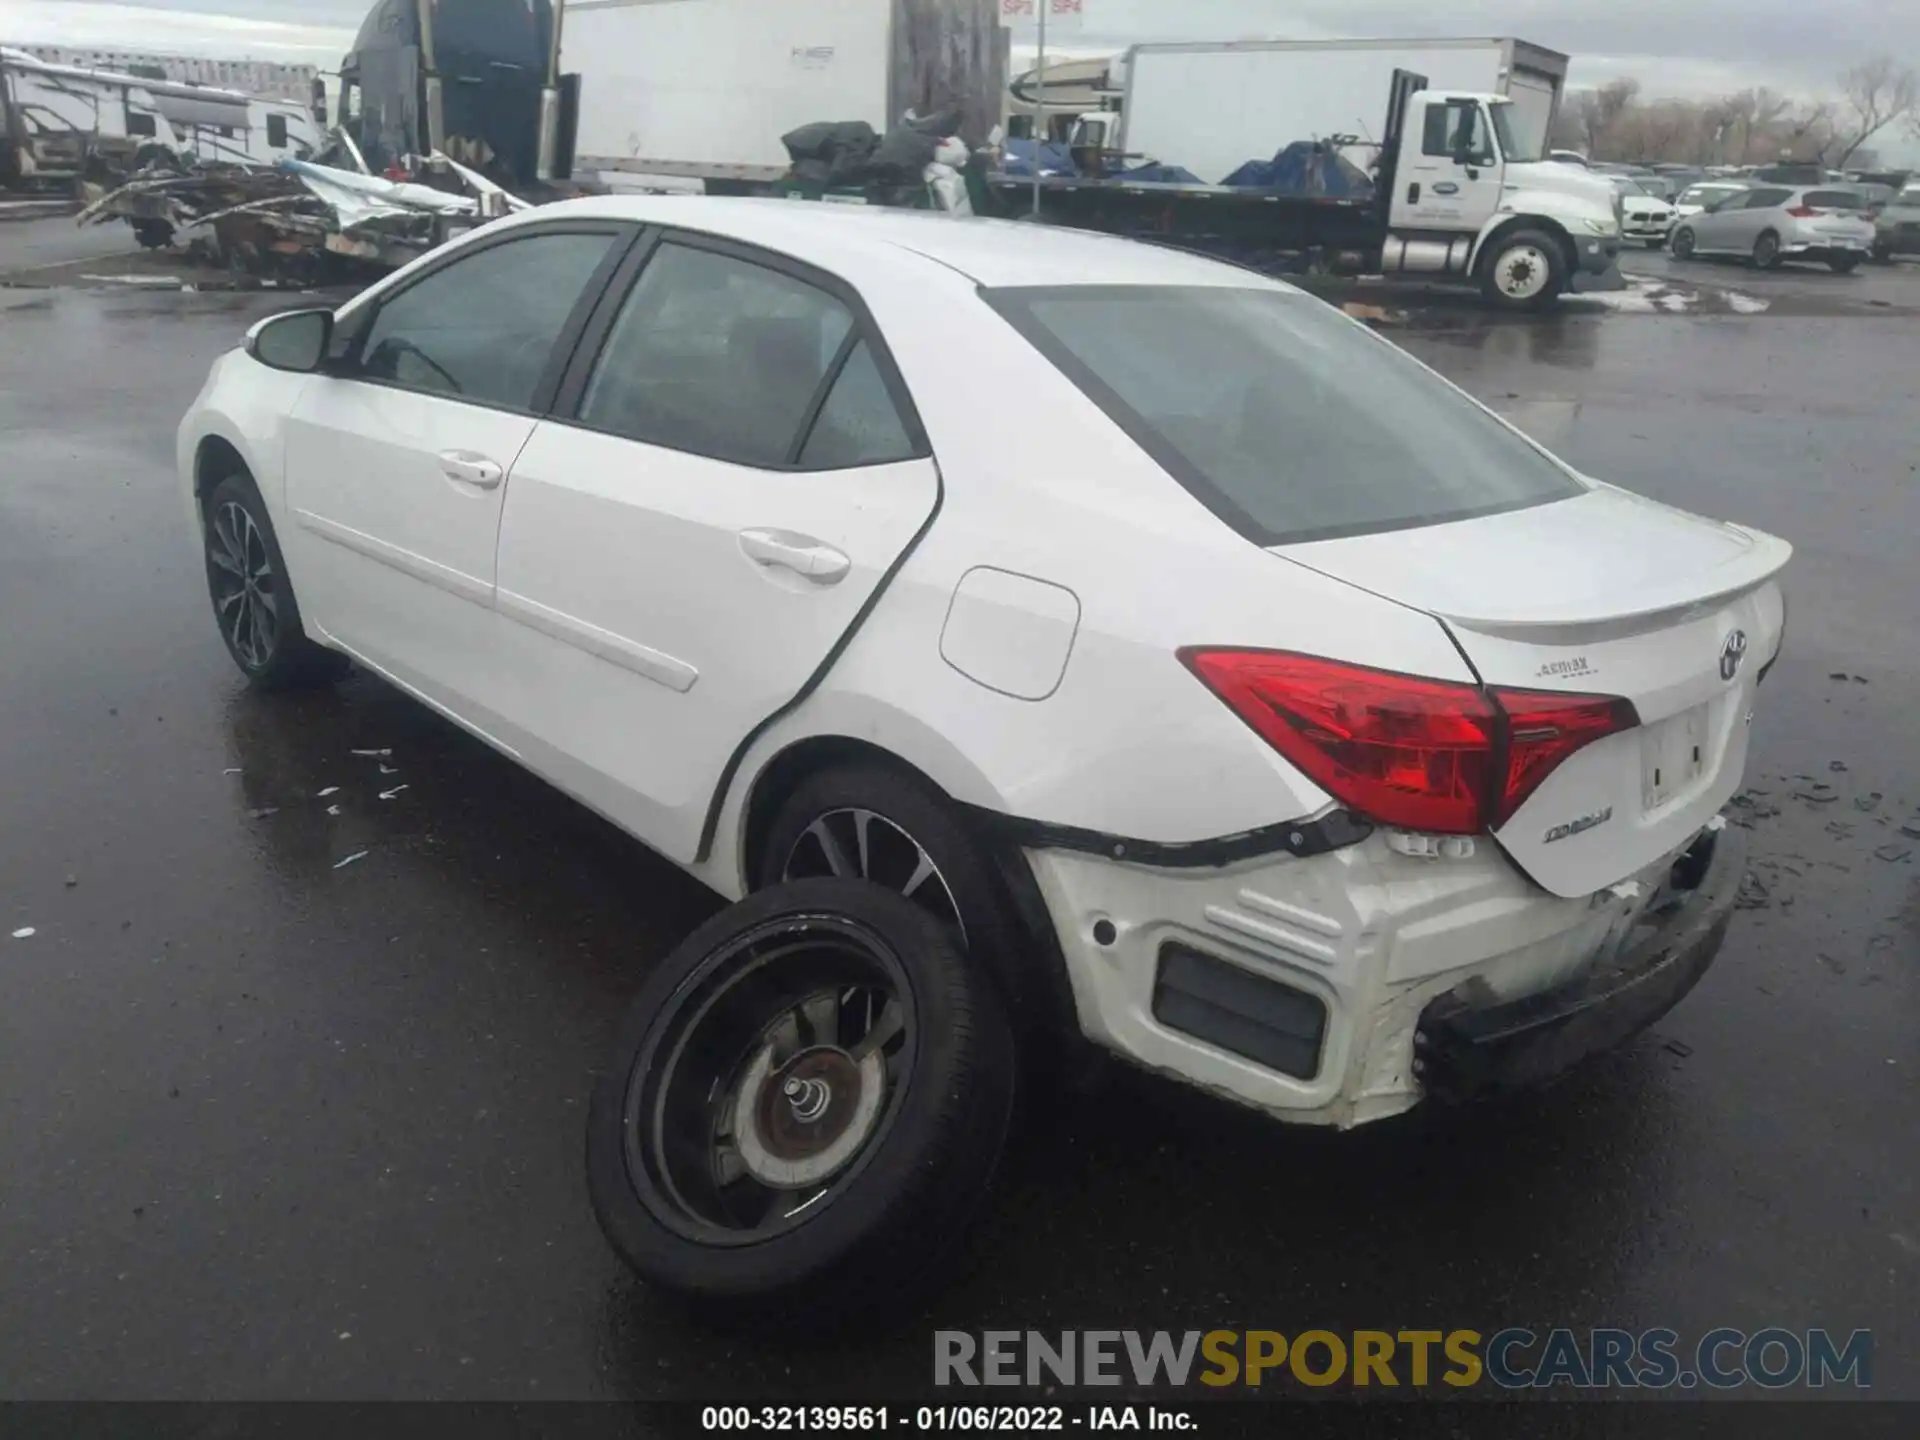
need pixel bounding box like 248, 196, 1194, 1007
729, 1040, 886, 1189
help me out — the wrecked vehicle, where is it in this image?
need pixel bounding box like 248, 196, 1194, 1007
178, 199, 1786, 1311
78, 146, 522, 277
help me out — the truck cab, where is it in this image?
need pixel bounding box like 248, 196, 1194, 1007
1380, 87, 1622, 306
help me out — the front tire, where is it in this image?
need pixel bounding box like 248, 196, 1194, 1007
1478, 229, 1566, 311
1671, 227, 1696, 260
202, 473, 346, 690
585, 878, 1016, 1315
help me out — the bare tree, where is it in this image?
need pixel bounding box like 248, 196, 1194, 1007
1832, 56, 1918, 166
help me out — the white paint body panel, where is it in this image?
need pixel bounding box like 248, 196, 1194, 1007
939, 567, 1081, 701
178, 197, 1788, 1126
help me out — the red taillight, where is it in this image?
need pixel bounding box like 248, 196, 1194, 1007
1786, 204, 1820, 217
1179, 649, 1637, 835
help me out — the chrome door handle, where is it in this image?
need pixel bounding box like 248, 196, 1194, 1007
438, 450, 503, 489
738, 528, 851, 584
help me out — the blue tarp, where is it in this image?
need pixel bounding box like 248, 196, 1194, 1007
999, 138, 1079, 178
1116, 161, 1204, 185
1220, 141, 1373, 198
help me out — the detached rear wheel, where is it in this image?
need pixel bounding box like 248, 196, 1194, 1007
586, 878, 1015, 1314
1479, 228, 1566, 311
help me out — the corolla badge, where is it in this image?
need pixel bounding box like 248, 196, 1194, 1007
1543, 806, 1613, 844
1720, 629, 1749, 682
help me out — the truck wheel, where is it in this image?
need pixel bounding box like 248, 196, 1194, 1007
1479, 229, 1565, 311
585, 878, 1016, 1318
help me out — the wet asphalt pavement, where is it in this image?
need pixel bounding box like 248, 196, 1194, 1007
1, 258, 1917, 1407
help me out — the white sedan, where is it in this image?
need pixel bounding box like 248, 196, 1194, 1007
179, 198, 1788, 1307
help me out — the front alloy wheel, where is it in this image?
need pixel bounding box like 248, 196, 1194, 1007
207, 499, 281, 672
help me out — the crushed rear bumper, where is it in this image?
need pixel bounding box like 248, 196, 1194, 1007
1414, 822, 1745, 1100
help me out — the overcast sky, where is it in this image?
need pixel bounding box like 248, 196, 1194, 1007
5, 0, 1916, 153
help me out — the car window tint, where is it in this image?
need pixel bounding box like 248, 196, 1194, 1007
988, 285, 1583, 546
1804, 190, 1862, 209
798, 340, 916, 470
1749, 188, 1793, 209
579, 243, 855, 467
358, 232, 616, 409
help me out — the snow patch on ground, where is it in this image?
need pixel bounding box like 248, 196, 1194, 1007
1726, 292, 1770, 314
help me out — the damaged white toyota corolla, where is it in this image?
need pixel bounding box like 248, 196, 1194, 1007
178, 198, 1787, 1309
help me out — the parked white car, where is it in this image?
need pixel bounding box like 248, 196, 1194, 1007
1612, 176, 1677, 247
1671, 184, 1877, 271
179, 199, 1788, 1306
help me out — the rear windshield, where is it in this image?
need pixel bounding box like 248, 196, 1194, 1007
1804, 190, 1865, 209
984, 285, 1585, 546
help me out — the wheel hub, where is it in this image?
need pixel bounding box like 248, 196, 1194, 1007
730, 1035, 885, 1189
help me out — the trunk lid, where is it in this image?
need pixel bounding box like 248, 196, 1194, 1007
1277, 486, 1790, 897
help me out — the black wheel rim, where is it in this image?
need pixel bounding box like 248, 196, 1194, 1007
207, 500, 279, 670
782, 808, 965, 943
622, 913, 916, 1246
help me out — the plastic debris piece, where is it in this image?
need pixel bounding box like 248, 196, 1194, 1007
326, 805, 342, 817
317, 786, 340, 798
1874, 844, 1912, 863
378, 785, 409, 801
10, 927, 34, 939
333, 850, 369, 870
246, 807, 280, 819
351, 749, 392, 757
223, 767, 242, 775
378, 763, 398, 775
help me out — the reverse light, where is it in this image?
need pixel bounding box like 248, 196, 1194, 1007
1179, 649, 1639, 835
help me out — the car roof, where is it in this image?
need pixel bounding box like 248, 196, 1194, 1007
493, 195, 1284, 290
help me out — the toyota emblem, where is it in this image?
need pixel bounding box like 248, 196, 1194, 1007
1719, 629, 1749, 681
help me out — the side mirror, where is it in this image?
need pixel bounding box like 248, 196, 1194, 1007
245, 308, 333, 373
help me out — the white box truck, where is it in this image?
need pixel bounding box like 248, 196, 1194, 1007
1107, 37, 1570, 189
1002, 40, 1622, 310
563, 0, 1004, 189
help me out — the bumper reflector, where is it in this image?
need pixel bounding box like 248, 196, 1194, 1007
1152, 944, 1327, 1080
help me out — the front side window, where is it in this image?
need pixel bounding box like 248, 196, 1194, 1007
1422, 100, 1493, 164
986, 285, 1585, 546
356, 230, 616, 410
577, 242, 857, 468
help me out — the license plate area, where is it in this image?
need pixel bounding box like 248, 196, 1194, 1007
1641, 704, 1711, 812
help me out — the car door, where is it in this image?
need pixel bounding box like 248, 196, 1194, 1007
1393, 96, 1504, 232
281, 222, 632, 716
490, 233, 940, 864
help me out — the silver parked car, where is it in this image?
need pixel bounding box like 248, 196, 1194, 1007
1672, 180, 1750, 219
1670, 184, 1876, 272
1873, 186, 1920, 262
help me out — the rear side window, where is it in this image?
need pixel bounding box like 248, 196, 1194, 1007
985, 285, 1585, 546
1747, 188, 1794, 209
798, 340, 916, 469
1804, 190, 1863, 209
578, 243, 856, 468
358, 230, 617, 410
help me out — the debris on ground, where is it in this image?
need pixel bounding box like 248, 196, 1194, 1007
10, 926, 34, 939
378, 785, 409, 801
317, 787, 340, 798
1873, 844, 1912, 864
75, 142, 522, 282
333, 851, 369, 870
1735, 871, 1772, 910
351, 749, 393, 758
